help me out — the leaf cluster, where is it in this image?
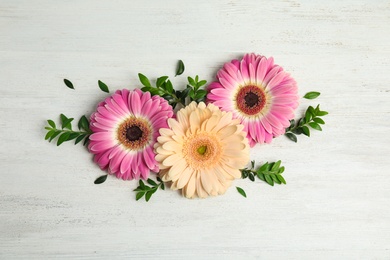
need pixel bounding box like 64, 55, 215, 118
138, 60, 207, 109
44, 114, 92, 146
134, 177, 165, 202
285, 104, 328, 142
241, 160, 286, 186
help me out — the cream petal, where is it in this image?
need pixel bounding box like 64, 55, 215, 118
168, 158, 188, 182
176, 167, 193, 189
162, 141, 182, 153
196, 174, 208, 198
183, 171, 197, 198
162, 153, 182, 166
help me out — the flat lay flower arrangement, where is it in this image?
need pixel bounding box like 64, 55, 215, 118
44, 53, 327, 201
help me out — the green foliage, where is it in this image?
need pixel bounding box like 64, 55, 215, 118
44, 114, 92, 146
94, 175, 108, 184
175, 60, 185, 76
236, 187, 247, 198
98, 80, 110, 93
303, 91, 320, 99
64, 79, 74, 89
134, 177, 165, 202
285, 104, 328, 142
138, 60, 207, 109
241, 160, 286, 187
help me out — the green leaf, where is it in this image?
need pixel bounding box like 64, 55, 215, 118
68, 132, 79, 141
160, 182, 165, 190
175, 60, 185, 76
271, 160, 281, 171
309, 122, 322, 131
64, 79, 74, 89
147, 179, 157, 186
278, 166, 285, 174
236, 187, 246, 198
139, 180, 146, 189
198, 80, 207, 87
78, 115, 90, 131
166, 80, 174, 93
49, 131, 61, 142
45, 130, 55, 140
259, 162, 269, 173
138, 73, 152, 88
75, 134, 86, 145
136, 192, 145, 201
264, 175, 274, 186
257, 172, 265, 181
272, 175, 281, 184
302, 126, 310, 137
94, 174, 108, 184
98, 80, 109, 93
145, 189, 156, 202
188, 77, 196, 87
304, 91, 320, 99
60, 114, 73, 130
83, 135, 90, 146
194, 89, 207, 100
285, 132, 297, 142
248, 173, 255, 182
305, 109, 312, 123
313, 117, 325, 125
277, 175, 286, 184
47, 120, 56, 128
317, 111, 329, 116
57, 132, 71, 146
156, 76, 168, 88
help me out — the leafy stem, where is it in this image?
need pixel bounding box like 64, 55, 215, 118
44, 114, 92, 146
285, 104, 328, 142
134, 177, 165, 202
241, 160, 286, 186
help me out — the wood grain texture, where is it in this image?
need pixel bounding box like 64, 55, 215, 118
1, 0, 389, 259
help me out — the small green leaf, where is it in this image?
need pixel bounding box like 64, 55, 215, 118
166, 80, 174, 93
160, 182, 165, 190
285, 133, 297, 142
236, 187, 246, 198
47, 120, 56, 128
309, 122, 322, 131
277, 175, 286, 184
305, 109, 312, 123
278, 166, 285, 174
145, 189, 157, 202
198, 80, 207, 87
259, 162, 269, 172
249, 173, 255, 182
94, 174, 108, 184
49, 131, 61, 142
264, 175, 274, 186
188, 77, 196, 87
60, 114, 73, 130
45, 130, 55, 140
147, 179, 157, 186
304, 91, 320, 99
313, 117, 325, 125
98, 80, 109, 93
302, 126, 310, 137
136, 192, 145, 201
138, 73, 152, 88
139, 180, 146, 189
272, 160, 281, 171
156, 76, 168, 88
57, 132, 71, 146
317, 111, 329, 116
176, 60, 185, 76
78, 115, 90, 131
257, 172, 265, 181
75, 134, 86, 145
64, 79, 74, 89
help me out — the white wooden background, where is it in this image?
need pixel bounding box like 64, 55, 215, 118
1, 0, 389, 259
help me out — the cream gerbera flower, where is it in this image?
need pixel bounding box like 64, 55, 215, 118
154, 102, 250, 198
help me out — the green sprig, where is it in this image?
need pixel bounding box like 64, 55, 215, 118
134, 177, 165, 202
241, 160, 286, 187
138, 60, 207, 109
285, 104, 328, 142
44, 114, 92, 146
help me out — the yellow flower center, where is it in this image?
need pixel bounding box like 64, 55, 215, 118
183, 132, 222, 170
117, 117, 151, 150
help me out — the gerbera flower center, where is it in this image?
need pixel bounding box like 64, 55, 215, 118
235, 85, 266, 116
117, 117, 151, 150
183, 133, 222, 170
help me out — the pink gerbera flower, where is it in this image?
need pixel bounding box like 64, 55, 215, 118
88, 89, 174, 180
207, 53, 299, 146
